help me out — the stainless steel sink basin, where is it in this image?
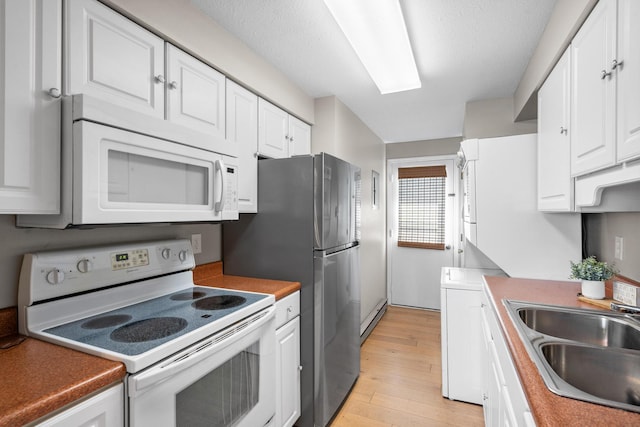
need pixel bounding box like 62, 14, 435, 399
517, 306, 640, 350
540, 342, 640, 408
504, 300, 640, 413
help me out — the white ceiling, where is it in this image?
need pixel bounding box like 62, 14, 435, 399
191, 0, 557, 143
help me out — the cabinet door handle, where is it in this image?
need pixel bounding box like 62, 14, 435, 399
560, 126, 568, 135
48, 88, 61, 99
154, 74, 166, 84
169, 81, 178, 90
601, 69, 612, 80
612, 59, 623, 70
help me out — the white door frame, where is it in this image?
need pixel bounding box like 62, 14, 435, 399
386, 155, 462, 306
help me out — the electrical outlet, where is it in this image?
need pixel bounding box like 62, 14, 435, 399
191, 234, 202, 254
615, 236, 624, 260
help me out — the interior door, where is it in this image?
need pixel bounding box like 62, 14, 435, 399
387, 158, 458, 310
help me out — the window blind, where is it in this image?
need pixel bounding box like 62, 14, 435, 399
397, 166, 446, 250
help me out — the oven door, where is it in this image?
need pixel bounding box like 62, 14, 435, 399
128, 306, 276, 427
73, 120, 228, 224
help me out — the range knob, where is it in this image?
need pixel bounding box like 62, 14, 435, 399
46, 269, 65, 285
178, 250, 188, 262
77, 258, 92, 273
161, 248, 172, 260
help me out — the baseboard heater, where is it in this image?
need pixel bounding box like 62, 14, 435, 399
360, 299, 387, 344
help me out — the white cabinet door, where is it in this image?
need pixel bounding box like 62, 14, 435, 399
538, 48, 573, 211
0, 0, 61, 214
258, 98, 289, 159
65, 0, 165, 118
226, 80, 258, 213
166, 44, 225, 140
36, 383, 124, 427
570, 0, 617, 176
616, 0, 640, 162
275, 316, 301, 427
288, 115, 311, 157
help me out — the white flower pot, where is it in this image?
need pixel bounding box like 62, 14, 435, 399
581, 280, 605, 299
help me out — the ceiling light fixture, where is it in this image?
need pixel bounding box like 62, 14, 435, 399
323, 0, 421, 94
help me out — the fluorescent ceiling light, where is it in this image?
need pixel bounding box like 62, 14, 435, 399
323, 0, 421, 94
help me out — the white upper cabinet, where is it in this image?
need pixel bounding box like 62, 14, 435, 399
258, 98, 290, 158
616, 0, 640, 162
538, 48, 574, 211
0, 0, 61, 214
570, 0, 617, 177
65, 0, 165, 118
166, 45, 225, 141
226, 80, 258, 213
288, 115, 312, 157
258, 98, 311, 159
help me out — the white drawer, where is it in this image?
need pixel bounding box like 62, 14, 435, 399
275, 291, 300, 329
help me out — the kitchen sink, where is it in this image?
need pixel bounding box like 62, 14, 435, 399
504, 300, 640, 413
540, 342, 640, 407
517, 306, 640, 350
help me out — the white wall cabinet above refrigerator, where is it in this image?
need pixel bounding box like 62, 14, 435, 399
538, 48, 573, 212
258, 98, 310, 159
0, 0, 61, 214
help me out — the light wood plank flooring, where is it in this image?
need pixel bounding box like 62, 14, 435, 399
331, 306, 484, 426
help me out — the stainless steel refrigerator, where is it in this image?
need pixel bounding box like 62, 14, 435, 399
223, 153, 361, 427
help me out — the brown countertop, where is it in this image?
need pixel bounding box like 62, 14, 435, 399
193, 262, 301, 300
0, 309, 125, 426
484, 276, 640, 426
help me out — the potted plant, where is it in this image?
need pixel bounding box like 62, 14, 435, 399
569, 256, 616, 299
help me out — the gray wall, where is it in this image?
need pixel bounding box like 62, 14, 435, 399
0, 216, 221, 308
313, 96, 387, 325
463, 97, 537, 139
584, 213, 640, 282
386, 137, 462, 159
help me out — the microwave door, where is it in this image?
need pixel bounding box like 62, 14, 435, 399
74, 121, 221, 224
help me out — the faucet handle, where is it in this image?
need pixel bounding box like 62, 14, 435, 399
610, 302, 640, 315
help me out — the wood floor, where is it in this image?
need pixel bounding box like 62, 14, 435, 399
331, 306, 484, 427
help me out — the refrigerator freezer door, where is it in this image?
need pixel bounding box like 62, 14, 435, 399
313, 245, 360, 427
314, 154, 360, 250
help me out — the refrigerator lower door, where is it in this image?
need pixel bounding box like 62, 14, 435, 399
313, 245, 361, 427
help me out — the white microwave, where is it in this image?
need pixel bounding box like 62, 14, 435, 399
18, 95, 238, 228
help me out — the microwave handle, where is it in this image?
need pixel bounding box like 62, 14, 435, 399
214, 159, 226, 213
129, 306, 275, 396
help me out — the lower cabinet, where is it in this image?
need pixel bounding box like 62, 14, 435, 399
480, 291, 535, 427
275, 291, 301, 427
35, 383, 123, 427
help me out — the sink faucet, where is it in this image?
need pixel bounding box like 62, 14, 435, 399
610, 302, 640, 315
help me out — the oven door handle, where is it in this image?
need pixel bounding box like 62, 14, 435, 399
129, 306, 275, 395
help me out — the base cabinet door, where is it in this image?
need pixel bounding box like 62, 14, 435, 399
0, 0, 61, 214
35, 384, 124, 427
275, 316, 301, 427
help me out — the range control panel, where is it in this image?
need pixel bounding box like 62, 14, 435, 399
19, 239, 195, 305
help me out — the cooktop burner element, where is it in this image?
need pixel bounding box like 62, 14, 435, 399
170, 290, 207, 301
82, 314, 133, 329
193, 295, 246, 310
110, 317, 188, 343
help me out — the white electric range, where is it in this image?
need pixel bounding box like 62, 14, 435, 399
18, 239, 277, 427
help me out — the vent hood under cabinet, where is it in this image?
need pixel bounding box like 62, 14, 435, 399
575, 160, 640, 212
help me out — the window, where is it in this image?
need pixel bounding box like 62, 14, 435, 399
397, 165, 446, 250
